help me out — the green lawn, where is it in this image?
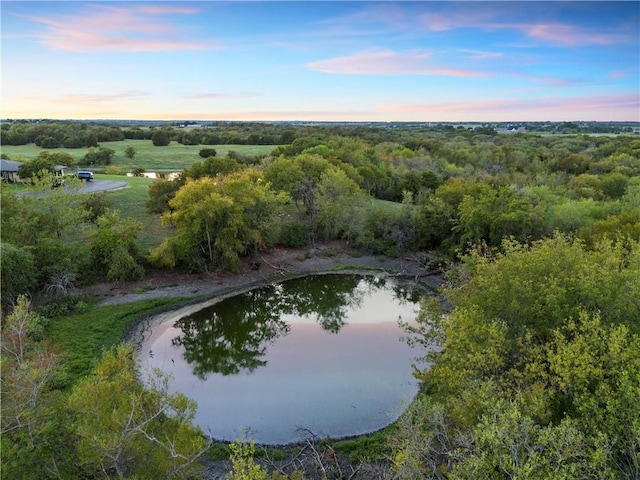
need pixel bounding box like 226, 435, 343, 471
1, 140, 278, 171
96, 174, 170, 251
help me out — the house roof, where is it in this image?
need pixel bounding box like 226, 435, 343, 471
0, 159, 24, 172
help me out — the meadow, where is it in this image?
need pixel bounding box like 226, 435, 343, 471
1, 140, 278, 171
95, 174, 171, 250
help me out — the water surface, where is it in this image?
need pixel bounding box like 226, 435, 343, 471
138, 274, 423, 444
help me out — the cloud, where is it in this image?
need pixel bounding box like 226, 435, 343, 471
419, 8, 627, 47
139, 6, 201, 15
306, 50, 485, 77
56, 90, 150, 103
525, 24, 619, 46
377, 93, 640, 120
459, 49, 503, 60
20, 4, 214, 52
609, 71, 630, 80
183, 92, 260, 100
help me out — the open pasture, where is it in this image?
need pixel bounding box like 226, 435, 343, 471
1, 140, 278, 171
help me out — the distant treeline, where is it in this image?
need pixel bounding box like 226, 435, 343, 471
1, 119, 637, 148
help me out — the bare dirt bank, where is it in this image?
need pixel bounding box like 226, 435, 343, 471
87, 242, 444, 307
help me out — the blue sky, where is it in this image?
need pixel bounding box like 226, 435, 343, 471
1, 1, 638, 121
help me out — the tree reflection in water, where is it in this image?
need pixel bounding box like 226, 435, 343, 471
172, 275, 402, 378
172, 286, 289, 378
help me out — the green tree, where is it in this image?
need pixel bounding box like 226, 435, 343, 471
0, 242, 37, 313
183, 155, 242, 180
198, 147, 217, 158
81, 192, 115, 223
89, 209, 144, 282
396, 236, 640, 478
316, 167, 367, 241
83, 146, 115, 165
124, 145, 136, 160
1, 296, 74, 479
151, 171, 287, 272
151, 129, 171, 147
146, 178, 184, 214
68, 343, 209, 479
17, 157, 55, 180
1, 187, 90, 292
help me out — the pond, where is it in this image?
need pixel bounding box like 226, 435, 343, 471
137, 274, 426, 445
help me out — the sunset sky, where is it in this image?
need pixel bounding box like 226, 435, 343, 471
1, 1, 638, 122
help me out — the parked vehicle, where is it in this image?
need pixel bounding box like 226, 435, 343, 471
75, 171, 94, 181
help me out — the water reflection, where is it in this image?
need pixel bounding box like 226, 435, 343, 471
278, 274, 364, 333
172, 287, 290, 378
171, 275, 404, 378
140, 274, 425, 444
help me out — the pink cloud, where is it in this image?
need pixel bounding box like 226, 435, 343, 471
526, 24, 619, 46
378, 93, 640, 121
420, 9, 625, 47
21, 5, 213, 52
183, 92, 260, 100
139, 6, 201, 15
306, 50, 485, 77
609, 71, 630, 80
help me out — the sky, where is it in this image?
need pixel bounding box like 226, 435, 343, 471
1, 1, 639, 122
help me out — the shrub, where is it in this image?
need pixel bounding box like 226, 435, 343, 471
278, 220, 308, 247
199, 148, 217, 158
0, 242, 37, 313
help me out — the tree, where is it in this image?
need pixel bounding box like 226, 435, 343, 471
0, 242, 37, 313
151, 171, 287, 272
124, 145, 136, 160
316, 167, 367, 241
17, 157, 55, 180
1, 296, 74, 479
198, 148, 217, 158
183, 156, 242, 180
83, 146, 115, 165
88, 209, 144, 282
81, 192, 115, 223
68, 343, 210, 479
151, 129, 171, 147
1, 186, 90, 291
395, 236, 640, 478
146, 178, 184, 214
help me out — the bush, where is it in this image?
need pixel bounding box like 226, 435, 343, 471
151, 129, 171, 146
36, 294, 86, 318
278, 220, 308, 247
0, 242, 37, 313
199, 148, 217, 158
81, 193, 114, 223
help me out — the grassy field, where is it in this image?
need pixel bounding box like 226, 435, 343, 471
96, 174, 170, 251
1, 140, 278, 171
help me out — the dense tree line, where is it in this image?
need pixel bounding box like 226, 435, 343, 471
145, 128, 639, 270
